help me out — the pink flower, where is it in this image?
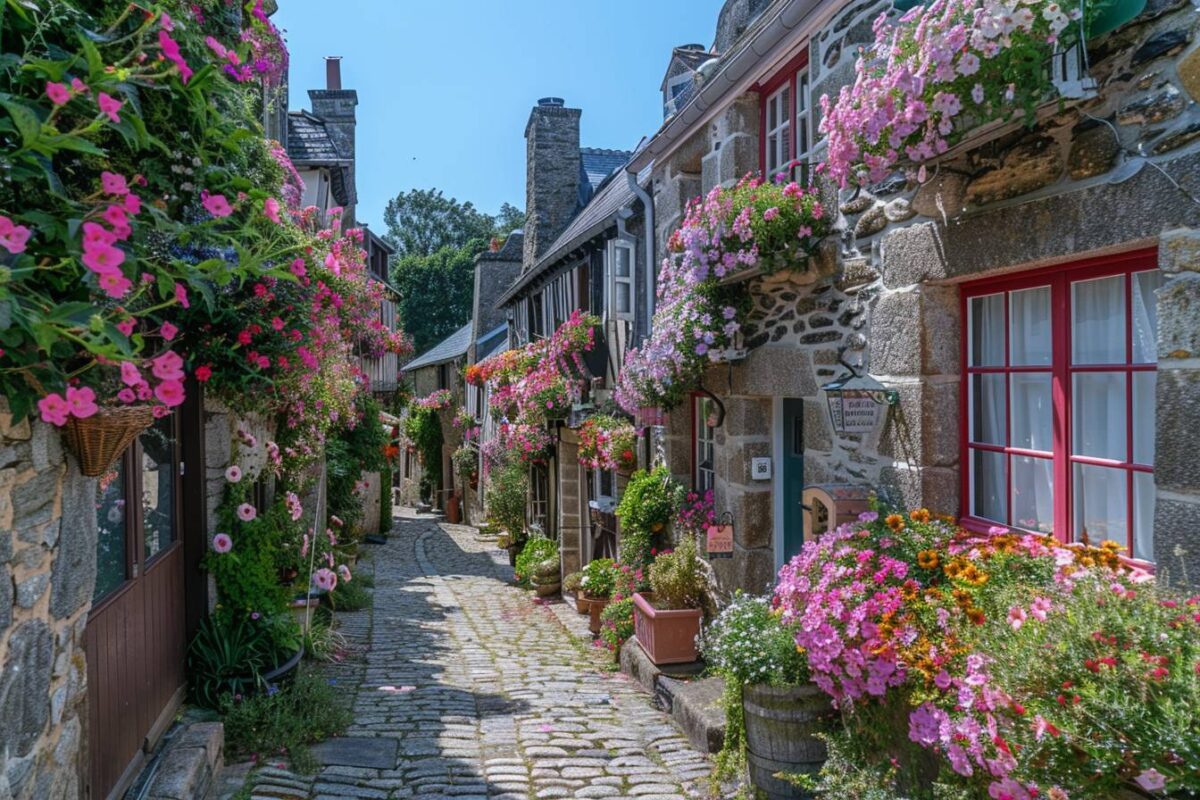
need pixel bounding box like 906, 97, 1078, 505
225, 465, 243, 483
763, 206, 780, 221
64, 386, 98, 418
97, 270, 132, 299
115, 318, 136, 337
101, 171, 129, 196
159, 321, 178, 341
82, 243, 125, 275
82, 222, 116, 248
313, 568, 338, 592
120, 361, 142, 387
1134, 769, 1166, 792
236, 503, 257, 522
154, 379, 185, 407
71, 78, 88, 94
117, 388, 136, 404
45, 81, 70, 106
263, 197, 282, 224
202, 192, 233, 218
0, 214, 32, 254
37, 393, 71, 426
151, 351, 184, 381
194, 365, 212, 382
123, 193, 142, 215
102, 205, 128, 230
174, 282, 190, 308
1030, 596, 1053, 621
211, 533, 233, 553
97, 91, 123, 123
285, 491, 302, 521
1007, 606, 1027, 630
337, 564, 352, 583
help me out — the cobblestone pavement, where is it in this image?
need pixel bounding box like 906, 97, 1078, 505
234, 510, 714, 800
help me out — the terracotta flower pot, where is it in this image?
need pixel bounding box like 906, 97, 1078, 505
632, 592, 703, 665
585, 595, 610, 635
574, 593, 589, 615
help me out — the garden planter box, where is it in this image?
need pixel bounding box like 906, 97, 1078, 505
743, 682, 833, 799
632, 592, 702, 665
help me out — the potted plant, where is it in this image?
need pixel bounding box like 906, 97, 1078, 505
514, 536, 558, 589
579, 558, 618, 635
578, 415, 639, 475
452, 443, 479, 490
699, 592, 828, 798
632, 535, 706, 664
563, 571, 586, 613
615, 467, 680, 570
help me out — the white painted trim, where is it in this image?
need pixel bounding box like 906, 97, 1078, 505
773, 396, 785, 572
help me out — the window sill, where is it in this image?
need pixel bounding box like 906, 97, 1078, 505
957, 516, 1155, 573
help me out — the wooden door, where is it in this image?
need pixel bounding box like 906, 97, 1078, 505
781, 398, 806, 564
84, 412, 190, 800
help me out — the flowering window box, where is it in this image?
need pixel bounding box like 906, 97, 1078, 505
632, 592, 704, 665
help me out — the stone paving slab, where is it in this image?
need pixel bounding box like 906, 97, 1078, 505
227, 508, 715, 799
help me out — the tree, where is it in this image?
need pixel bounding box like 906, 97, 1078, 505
391, 239, 482, 354
494, 202, 526, 239
382, 188, 497, 259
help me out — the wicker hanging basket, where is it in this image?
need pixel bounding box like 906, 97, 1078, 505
62, 406, 156, 477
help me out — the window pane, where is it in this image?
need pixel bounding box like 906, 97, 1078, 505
1072, 275, 1125, 364
616, 282, 631, 314
1009, 286, 1051, 365
1132, 371, 1156, 465
972, 449, 1007, 523
1133, 471, 1155, 561
1072, 372, 1126, 460
615, 247, 631, 277
1010, 372, 1052, 452
1011, 455, 1054, 534
971, 374, 1006, 445
797, 71, 808, 111
969, 294, 1004, 366
1132, 270, 1163, 363
1073, 463, 1127, 545
142, 417, 177, 561
95, 462, 128, 601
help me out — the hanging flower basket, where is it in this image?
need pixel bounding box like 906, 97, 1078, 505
62, 405, 156, 476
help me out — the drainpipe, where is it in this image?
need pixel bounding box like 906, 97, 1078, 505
625, 170, 655, 339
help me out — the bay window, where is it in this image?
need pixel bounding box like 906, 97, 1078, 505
962, 250, 1161, 559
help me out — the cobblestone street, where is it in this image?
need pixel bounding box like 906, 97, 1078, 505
237, 510, 714, 800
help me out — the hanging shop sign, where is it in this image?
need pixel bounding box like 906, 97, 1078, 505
706, 511, 734, 559
821, 369, 899, 436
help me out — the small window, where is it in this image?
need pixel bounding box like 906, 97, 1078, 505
765, 84, 791, 177
609, 240, 635, 321
437, 363, 449, 390
530, 294, 545, 338
694, 395, 716, 494
794, 69, 812, 184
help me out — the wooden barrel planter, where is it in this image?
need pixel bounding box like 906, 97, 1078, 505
743, 683, 833, 799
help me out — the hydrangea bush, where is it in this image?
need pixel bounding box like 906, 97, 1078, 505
615, 177, 827, 412
820, 0, 1096, 187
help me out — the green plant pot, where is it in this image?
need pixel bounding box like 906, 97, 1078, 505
1088, 0, 1147, 36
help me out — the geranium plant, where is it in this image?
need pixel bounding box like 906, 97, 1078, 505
821, 0, 1096, 187
577, 414, 638, 473
616, 177, 827, 412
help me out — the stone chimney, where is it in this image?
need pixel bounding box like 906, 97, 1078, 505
470, 232, 524, 362
523, 98, 581, 269
308, 56, 358, 226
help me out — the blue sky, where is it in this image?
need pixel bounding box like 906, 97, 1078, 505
274, 0, 725, 232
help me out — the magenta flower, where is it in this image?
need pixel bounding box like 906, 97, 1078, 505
120, 361, 142, 387
66, 388, 101, 420
337, 564, 352, 584
211, 533, 233, 553
312, 567, 338, 592
82, 243, 125, 275
236, 503, 257, 522
154, 379, 185, 407
202, 192, 233, 218
225, 465, 243, 483
97, 270, 132, 299
45, 81, 70, 106
159, 322, 178, 341
151, 351, 184, 381
101, 171, 129, 196
263, 196, 282, 224
97, 91, 123, 123
37, 393, 71, 427
173, 282, 190, 308
0, 214, 32, 255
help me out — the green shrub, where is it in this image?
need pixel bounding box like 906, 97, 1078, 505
615, 467, 680, 568
405, 406, 443, 491
187, 613, 300, 710
580, 558, 618, 598
328, 575, 371, 612
599, 596, 636, 654
486, 459, 528, 540
221, 668, 352, 774
648, 535, 706, 610
515, 536, 558, 587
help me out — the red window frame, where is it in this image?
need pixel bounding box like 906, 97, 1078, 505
959, 248, 1159, 560
755, 50, 810, 179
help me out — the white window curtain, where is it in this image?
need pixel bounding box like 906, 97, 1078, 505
1132, 270, 1163, 363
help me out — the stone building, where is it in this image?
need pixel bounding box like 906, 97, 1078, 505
624, 0, 1200, 591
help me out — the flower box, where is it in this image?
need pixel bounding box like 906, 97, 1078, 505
632, 592, 703, 665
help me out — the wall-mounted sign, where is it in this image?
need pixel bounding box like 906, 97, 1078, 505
751, 457, 773, 480
706, 511, 734, 559
821, 369, 899, 436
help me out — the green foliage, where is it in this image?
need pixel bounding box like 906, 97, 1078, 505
391, 241, 483, 353
327, 575, 372, 612
206, 484, 293, 628
514, 536, 558, 587
580, 558, 618, 599
404, 406, 443, 491
378, 463, 393, 533
326, 393, 389, 537
648, 535, 706, 610
220, 668, 352, 775
187, 613, 299, 710
615, 467, 680, 569
599, 597, 636, 654
452, 444, 479, 478
382, 188, 500, 259
563, 571, 582, 593
485, 459, 528, 539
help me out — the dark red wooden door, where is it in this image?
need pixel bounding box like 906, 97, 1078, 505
84, 408, 194, 800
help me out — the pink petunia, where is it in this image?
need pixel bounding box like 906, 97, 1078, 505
1007, 606, 1027, 631
153, 379, 185, 407
46, 81, 70, 106
337, 564, 352, 583
70, 77, 89, 94
201, 192, 233, 218
97, 91, 123, 123
97, 270, 132, 299
37, 393, 71, 426
173, 282, 189, 308
123, 193, 142, 215
101, 171, 129, 196
115, 318, 135, 337
159, 321, 178, 341
211, 533, 233, 553
312, 568, 338, 592
82, 242, 125, 275
82, 222, 116, 248
151, 350, 184, 381
0, 214, 32, 254
117, 388, 136, 404
225, 465, 242, 483
120, 361, 142, 387
263, 197, 282, 224
236, 503, 257, 522
102, 205, 128, 229
65, 386, 98, 418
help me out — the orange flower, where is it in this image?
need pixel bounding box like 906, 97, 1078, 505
909, 508, 931, 523
885, 513, 906, 532
917, 549, 940, 570
967, 608, 986, 625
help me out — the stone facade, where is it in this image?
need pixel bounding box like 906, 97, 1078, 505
523, 101, 582, 266
645, 0, 1200, 591
0, 404, 93, 800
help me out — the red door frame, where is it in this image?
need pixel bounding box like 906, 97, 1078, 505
958, 247, 1157, 558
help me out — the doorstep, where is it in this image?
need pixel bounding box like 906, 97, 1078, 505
138, 720, 224, 800
618, 639, 725, 754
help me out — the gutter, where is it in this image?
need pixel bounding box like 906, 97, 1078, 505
627, 0, 824, 174
625, 170, 655, 334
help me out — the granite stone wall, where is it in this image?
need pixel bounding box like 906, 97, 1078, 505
0, 405, 94, 800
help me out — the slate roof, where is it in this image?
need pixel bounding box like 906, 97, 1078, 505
497, 166, 637, 307
475, 323, 509, 362
404, 322, 473, 371
660, 46, 713, 90
580, 148, 632, 206
286, 111, 348, 164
